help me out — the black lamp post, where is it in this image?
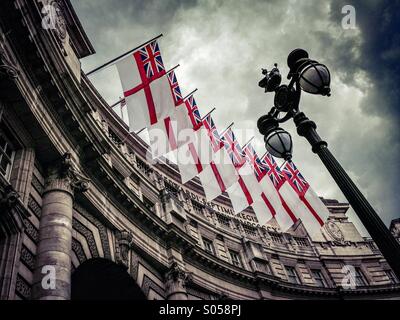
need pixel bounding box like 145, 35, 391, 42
257, 48, 400, 280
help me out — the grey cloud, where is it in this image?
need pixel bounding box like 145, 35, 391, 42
71, 0, 400, 233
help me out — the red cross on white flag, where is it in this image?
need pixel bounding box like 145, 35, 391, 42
282, 160, 330, 235
198, 115, 237, 201
116, 40, 175, 132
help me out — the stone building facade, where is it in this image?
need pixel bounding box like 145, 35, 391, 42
0, 0, 399, 300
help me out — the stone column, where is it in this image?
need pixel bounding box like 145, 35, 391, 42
165, 262, 190, 300
33, 153, 89, 300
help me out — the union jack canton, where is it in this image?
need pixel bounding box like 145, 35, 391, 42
185, 95, 202, 130
167, 70, 183, 106
138, 40, 165, 80
261, 153, 286, 190
221, 128, 245, 169
243, 144, 267, 181
203, 114, 224, 152
282, 161, 309, 196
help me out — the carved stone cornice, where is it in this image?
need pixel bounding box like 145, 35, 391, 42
44, 152, 90, 196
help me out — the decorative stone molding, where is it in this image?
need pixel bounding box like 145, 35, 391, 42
31, 174, 44, 195
72, 238, 87, 264
23, 219, 39, 244
325, 220, 347, 246
72, 218, 99, 258
44, 152, 90, 196
20, 245, 35, 271
51, 1, 67, 43
159, 188, 172, 204
0, 33, 19, 79
73, 202, 112, 259
153, 171, 165, 190
28, 195, 41, 219
0, 185, 20, 211
115, 229, 133, 268
0, 184, 30, 237
15, 274, 31, 300
61, 153, 90, 191
165, 262, 192, 299
142, 275, 166, 299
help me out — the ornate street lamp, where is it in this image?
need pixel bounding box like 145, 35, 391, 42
257, 48, 400, 280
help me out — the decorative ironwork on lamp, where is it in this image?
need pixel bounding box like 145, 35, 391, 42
257, 48, 400, 280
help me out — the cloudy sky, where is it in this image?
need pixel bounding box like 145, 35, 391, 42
71, 0, 400, 235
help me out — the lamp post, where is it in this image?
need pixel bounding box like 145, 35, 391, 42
257, 48, 400, 280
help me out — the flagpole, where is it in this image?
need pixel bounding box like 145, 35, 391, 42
120, 96, 125, 123
167, 64, 180, 74
182, 88, 198, 101
110, 98, 124, 109
200, 107, 216, 120
261, 151, 286, 170
135, 127, 146, 135
260, 151, 268, 160
279, 160, 288, 170
220, 122, 234, 136
86, 34, 163, 76
242, 136, 255, 149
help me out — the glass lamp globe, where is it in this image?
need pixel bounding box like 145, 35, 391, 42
264, 128, 293, 160
299, 62, 331, 96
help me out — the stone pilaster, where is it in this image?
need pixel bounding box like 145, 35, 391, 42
32, 153, 89, 300
165, 262, 191, 300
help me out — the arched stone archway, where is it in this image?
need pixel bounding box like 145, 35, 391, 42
71, 258, 146, 300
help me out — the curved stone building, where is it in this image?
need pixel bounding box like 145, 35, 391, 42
0, 0, 399, 300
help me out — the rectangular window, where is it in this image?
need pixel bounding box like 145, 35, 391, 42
285, 266, 301, 284
0, 127, 15, 180
229, 250, 242, 267
311, 269, 327, 287
354, 267, 368, 286
202, 238, 214, 255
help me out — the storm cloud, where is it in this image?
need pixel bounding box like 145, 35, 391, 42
71, 0, 400, 234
